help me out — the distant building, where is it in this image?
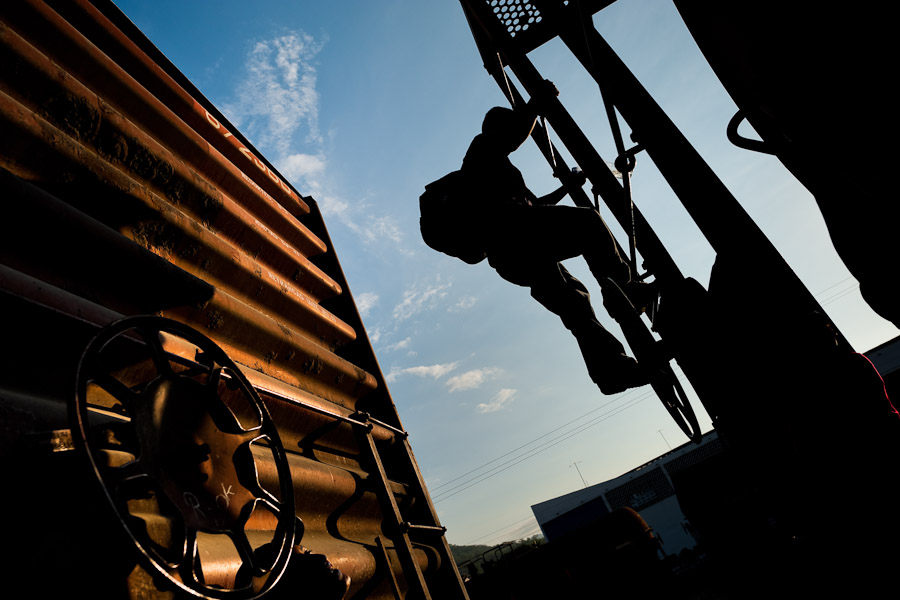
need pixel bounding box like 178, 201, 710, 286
531, 431, 723, 556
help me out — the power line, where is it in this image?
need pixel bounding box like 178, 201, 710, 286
492, 519, 542, 545
432, 369, 694, 503
433, 387, 658, 503
809, 275, 861, 308
436, 275, 858, 504
813, 276, 854, 297
433, 390, 652, 501
436, 272, 861, 505
430, 387, 646, 492
465, 515, 536, 546
818, 282, 859, 306
447, 277, 866, 544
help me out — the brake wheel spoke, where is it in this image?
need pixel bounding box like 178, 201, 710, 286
91, 373, 140, 412
74, 316, 295, 599
137, 327, 176, 379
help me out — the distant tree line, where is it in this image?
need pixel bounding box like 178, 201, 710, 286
450, 534, 546, 567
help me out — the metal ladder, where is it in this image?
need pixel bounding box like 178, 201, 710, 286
355, 412, 470, 600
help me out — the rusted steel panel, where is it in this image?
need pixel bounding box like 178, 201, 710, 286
0, 107, 365, 400
0, 1, 466, 598
0, 2, 320, 254
0, 81, 347, 322
0, 166, 374, 407
49, 0, 311, 221
0, 189, 423, 598
0, 21, 331, 282
162, 288, 378, 407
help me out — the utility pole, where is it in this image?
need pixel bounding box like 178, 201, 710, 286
570, 461, 588, 488
658, 429, 672, 450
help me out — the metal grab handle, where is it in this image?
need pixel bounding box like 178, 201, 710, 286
727, 110, 775, 155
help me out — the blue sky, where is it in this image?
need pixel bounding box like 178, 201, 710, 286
113, 0, 898, 546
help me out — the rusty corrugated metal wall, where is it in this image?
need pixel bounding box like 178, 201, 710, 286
0, 1, 466, 598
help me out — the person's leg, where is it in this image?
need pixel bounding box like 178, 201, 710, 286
488, 206, 632, 285
489, 257, 646, 394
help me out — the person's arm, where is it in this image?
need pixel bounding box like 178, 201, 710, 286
533, 185, 568, 206
523, 80, 588, 205
532, 170, 588, 206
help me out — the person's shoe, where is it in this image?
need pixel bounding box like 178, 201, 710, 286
596, 356, 650, 395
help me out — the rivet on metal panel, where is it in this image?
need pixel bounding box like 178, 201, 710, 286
206, 309, 225, 330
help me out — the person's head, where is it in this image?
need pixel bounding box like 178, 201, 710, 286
482, 107, 536, 153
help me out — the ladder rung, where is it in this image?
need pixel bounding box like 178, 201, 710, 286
401, 522, 447, 535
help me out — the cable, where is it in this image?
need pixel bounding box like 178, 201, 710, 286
430, 387, 648, 492
435, 275, 863, 506
433, 387, 659, 503
463, 515, 537, 546
814, 278, 859, 307
432, 386, 653, 496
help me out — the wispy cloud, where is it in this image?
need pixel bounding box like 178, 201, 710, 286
279, 153, 326, 195
477, 388, 517, 413
332, 211, 404, 245
224, 32, 324, 157
356, 292, 379, 318
223, 30, 401, 247
446, 367, 501, 392
385, 362, 459, 383
362, 215, 403, 244
384, 337, 412, 352
393, 278, 452, 321
448, 296, 477, 312
367, 326, 382, 344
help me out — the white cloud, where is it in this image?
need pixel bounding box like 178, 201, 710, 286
224, 32, 325, 156
477, 388, 517, 413
317, 194, 352, 219
336, 212, 403, 246
356, 292, 379, 318
393, 279, 452, 321
446, 367, 501, 392
364, 215, 403, 244
279, 153, 326, 192
448, 296, 477, 312
385, 337, 411, 352
385, 362, 458, 383
223, 30, 403, 248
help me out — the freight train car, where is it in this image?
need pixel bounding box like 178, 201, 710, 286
0, 2, 467, 598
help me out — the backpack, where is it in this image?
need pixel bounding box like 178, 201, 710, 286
419, 171, 487, 265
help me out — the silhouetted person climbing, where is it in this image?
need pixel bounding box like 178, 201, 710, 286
456, 86, 651, 394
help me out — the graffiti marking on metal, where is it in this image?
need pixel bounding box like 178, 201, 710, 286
200, 103, 302, 207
